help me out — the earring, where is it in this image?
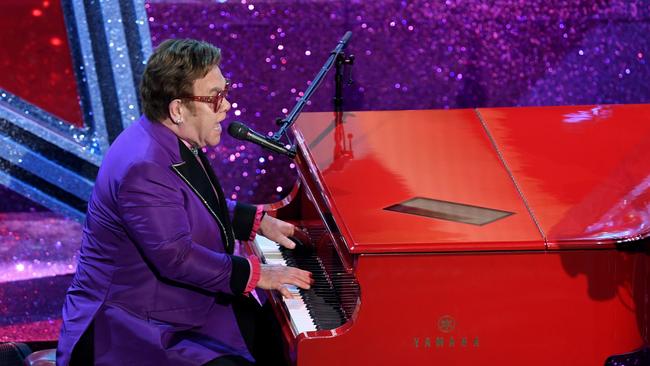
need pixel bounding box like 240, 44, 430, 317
174, 118, 183, 125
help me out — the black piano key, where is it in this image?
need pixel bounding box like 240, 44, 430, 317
271, 227, 360, 330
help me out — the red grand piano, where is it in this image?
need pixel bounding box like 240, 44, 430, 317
250, 104, 650, 365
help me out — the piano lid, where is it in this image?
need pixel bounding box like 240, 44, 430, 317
293, 104, 650, 253
479, 104, 650, 249
292, 109, 544, 254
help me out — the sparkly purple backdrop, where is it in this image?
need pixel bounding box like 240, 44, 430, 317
2, 0, 650, 342
146, 0, 650, 204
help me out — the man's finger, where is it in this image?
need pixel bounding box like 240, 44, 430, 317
278, 286, 292, 299
292, 228, 311, 246
290, 273, 313, 289
278, 236, 295, 249
291, 271, 312, 284
286, 276, 310, 290
286, 267, 311, 279
274, 270, 308, 290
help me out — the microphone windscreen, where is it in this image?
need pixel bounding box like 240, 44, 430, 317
227, 121, 249, 139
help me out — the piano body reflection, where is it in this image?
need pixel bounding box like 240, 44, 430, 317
247, 105, 650, 365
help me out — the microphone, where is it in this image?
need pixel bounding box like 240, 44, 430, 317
227, 122, 296, 158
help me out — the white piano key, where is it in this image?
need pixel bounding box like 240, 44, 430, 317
255, 235, 285, 263
255, 235, 279, 251
286, 297, 317, 333
285, 285, 316, 332
253, 235, 317, 333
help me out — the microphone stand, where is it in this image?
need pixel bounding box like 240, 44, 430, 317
334, 46, 355, 116
272, 31, 354, 148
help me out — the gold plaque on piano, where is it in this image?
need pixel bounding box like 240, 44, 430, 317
385, 197, 514, 226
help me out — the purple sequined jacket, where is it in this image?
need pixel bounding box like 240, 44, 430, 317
57, 116, 257, 365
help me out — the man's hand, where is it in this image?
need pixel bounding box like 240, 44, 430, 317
257, 214, 313, 298
259, 214, 305, 249
257, 264, 312, 299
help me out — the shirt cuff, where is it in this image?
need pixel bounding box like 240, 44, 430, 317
248, 205, 265, 241
244, 256, 261, 295
229, 255, 251, 295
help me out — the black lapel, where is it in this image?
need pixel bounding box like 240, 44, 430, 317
197, 150, 233, 225
197, 148, 237, 251
170, 140, 235, 253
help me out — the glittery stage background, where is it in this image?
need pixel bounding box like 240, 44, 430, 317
1, 0, 650, 342
145, 0, 650, 203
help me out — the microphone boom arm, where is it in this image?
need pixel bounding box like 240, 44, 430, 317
272, 31, 353, 142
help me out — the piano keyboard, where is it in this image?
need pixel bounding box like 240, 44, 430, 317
254, 232, 360, 334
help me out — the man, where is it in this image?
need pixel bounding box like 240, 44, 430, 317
56, 39, 312, 366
